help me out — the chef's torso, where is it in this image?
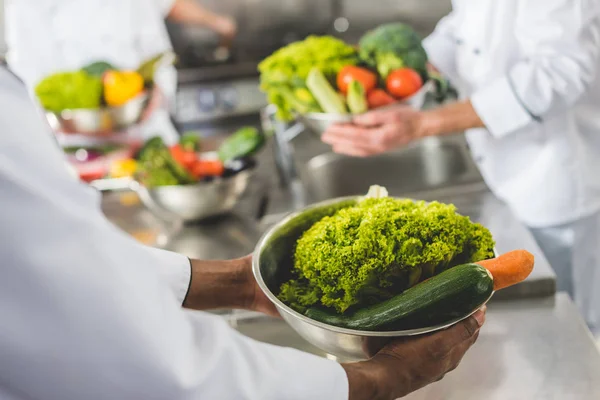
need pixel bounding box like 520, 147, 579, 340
449, 0, 600, 228
5, 0, 179, 142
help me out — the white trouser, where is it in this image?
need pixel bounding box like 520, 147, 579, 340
529, 211, 600, 337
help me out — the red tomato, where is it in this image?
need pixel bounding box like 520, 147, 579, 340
191, 159, 225, 179
169, 144, 197, 169
337, 66, 378, 95
367, 89, 397, 109
386, 68, 423, 99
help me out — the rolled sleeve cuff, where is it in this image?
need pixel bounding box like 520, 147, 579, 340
423, 33, 457, 79
470, 75, 535, 138
146, 247, 192, 305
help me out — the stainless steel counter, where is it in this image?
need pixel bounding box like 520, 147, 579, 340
406, 293, 600, 399
236, 294, 600, 399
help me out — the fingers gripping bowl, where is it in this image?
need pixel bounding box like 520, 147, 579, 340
252, 186, 534, 360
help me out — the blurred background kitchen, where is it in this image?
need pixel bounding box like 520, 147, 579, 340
2, 1, 600, 398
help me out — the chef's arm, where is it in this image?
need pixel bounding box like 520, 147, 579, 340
164, 0, 236, 39
422, 12, 459, 82
469, 0, 600, 138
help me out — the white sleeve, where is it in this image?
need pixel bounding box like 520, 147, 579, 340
0, 67, 349, 400
153, 0, 177, 17
422, 12, 459, 81
471, 0, 600, 138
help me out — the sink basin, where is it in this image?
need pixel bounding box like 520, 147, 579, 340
300, 138, 481, 201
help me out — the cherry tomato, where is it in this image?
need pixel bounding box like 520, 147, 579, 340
169, 144, 197, 169
386, 68, 423, 99
367, 89, 397, 109
337, 66, 378, 95
191, 159, 225, 179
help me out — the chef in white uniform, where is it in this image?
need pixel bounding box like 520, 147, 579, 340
5, 0, 236, 143
0, 13, 485, 397
323, 0, 600, 337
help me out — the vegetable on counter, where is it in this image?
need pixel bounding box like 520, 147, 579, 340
358, 23, 429, 80
35, 71, 103, 112
367, 89, 396, 109
305, 263, 494, 331
306, 67, 349, 115
278, 189, 495, 314
103, 70, 145, 107
336, 66, 378, 95
386, 68, 423, 99
218, 126, 265, 163
346, 80, 368, 114
258, 35, 359, 121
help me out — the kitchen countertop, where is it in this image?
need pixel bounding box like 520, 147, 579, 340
234, 293, 600, 400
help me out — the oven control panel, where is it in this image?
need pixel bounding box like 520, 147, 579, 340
174, 78, 267, 123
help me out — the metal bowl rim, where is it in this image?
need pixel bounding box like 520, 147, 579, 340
252, 195, 495, 337
298, 80, 434, 121
140, 166, 257, 193
46, 90, 150, 116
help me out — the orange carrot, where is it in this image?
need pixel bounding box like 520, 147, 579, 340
476, 250, 535, 291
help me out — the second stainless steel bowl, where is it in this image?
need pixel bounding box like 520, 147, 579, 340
252, 196, 493, 361
46, 91, 150, 135
92, 167, 254, 222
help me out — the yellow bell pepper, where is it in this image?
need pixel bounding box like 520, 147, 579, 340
103, 70, 145, 107
110, 158, 138, 178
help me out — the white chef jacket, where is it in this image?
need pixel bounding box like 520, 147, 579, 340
424, 0, 600, 228
0, 66, 348, 399
5, 0, 179, 143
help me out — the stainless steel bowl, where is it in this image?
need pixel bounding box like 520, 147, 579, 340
91, 167, 254, 222
298, 80, 434, 138
252, 196, 493, 361
46, 91, 150, 136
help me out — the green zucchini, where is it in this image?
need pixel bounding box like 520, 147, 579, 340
305, 263, 493, 331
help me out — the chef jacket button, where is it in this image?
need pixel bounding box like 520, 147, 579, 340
475, 156, 483, 164
456, 38, 464, 45
474, 48, 481, 55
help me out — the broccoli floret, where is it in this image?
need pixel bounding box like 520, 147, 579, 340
135, 136, 193, 187
280, 198, 495, 314
358, 23, 428, 79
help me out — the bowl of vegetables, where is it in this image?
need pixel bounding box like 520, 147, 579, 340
259, 24, 435, 137
92, 127, 265, 222
37, 52, 175, 135
253, 185, 535, 361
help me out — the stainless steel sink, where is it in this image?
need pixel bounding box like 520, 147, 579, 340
299, 136, 482, 201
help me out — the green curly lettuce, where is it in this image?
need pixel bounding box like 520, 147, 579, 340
258, 35, 359, 121
280, 198, 494, 314
35, 71, 103, 112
